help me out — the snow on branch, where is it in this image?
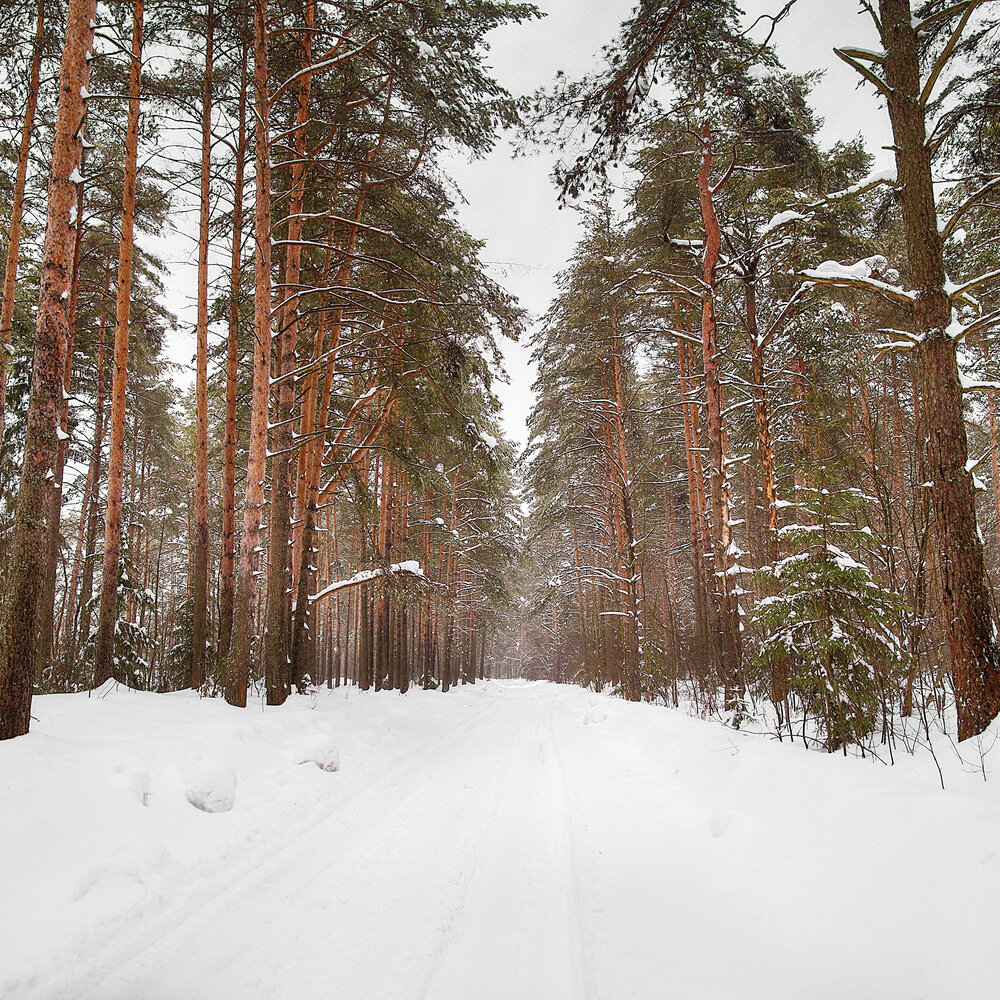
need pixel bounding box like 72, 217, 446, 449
803, 169, 897, 209
913, 0, 989, 33
951, 308, 1000, 342
919, 0, 981, 107
940, 175, 1000, 241
755, 209, 809, 239
948, 268, 1000, 304
309, 561, 426, 604
959, 372, 1000, 393
834, 48, 892, 99
800, 256, 915, 307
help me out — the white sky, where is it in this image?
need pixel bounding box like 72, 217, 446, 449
158, 1, 892, 446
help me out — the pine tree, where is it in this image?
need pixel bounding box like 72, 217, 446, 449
0, 0, 97, 739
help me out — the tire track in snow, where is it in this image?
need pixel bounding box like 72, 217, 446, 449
42, 692, 502, 1000
409, 706, 535, 1000
416, 689, 589, 1000
544, 702, 592, 1000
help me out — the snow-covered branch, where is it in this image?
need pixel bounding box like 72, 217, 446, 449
800, 258, 915, 308
309, 561, 426, 604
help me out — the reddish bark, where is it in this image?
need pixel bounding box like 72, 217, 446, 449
192, 0, 214, 690
265, 0, 314, 704
696, 125, 742, 708
0, 0, 97, 739
218, 41, 248, 669
93, 0, 143, 687
0, 0, 46, 439
882, 0, 1000, 740
224, 0, 272, 707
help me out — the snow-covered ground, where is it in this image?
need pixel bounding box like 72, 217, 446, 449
2, 679, 999, 999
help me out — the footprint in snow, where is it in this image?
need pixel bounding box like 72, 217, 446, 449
709, 809, 736, 839
294, 736, 340, 772
184, 758, 237, 813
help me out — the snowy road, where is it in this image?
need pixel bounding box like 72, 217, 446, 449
4, 681, 1000, 999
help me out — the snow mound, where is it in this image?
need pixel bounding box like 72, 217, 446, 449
113, 762, 152, 806
72, 856, 146, 903
357, 727, 381, 747
184, 758, 237, 813
294, 737, 340, 772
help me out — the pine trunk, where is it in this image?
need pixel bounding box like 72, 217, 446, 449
881, 0, 1000, 740
0, 0, 97, 738
0, 0, 46, 439
93, 0, 143, 688
224, 0, 272, 707
265, 0, 314, 703
192, 0, 213, 690
218, 44, 248, 669
697, 124, 742, 712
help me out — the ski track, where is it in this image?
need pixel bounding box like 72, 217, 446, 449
57, 693, 504, 1000
8, 680, 1000, 1000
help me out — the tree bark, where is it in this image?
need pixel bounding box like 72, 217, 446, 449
697, 125, 742, 711
265, 0, 314, 704
38, 141, 87, 685
881, 0, 1000, 740
218, 40, 248, 670
0, 0, 97, 739
0, 0, 46, 440
63, 301, 107, 679
192, 0, 214, 690
224, 0, 272, 707
93, 0, 143, 687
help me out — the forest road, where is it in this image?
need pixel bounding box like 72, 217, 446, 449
29, 680, 1000, 1000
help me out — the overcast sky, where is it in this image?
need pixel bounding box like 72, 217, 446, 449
157, 2, 893, 447
440, 0, 892, 446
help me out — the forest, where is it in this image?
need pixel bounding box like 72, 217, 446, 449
2, 0, 1000, 764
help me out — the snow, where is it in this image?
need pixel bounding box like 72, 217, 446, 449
3, 681, 1000, 999
807, 255, 889, 282
823, 168, 897, 202
756, 209, 807, 237
183, 758, 237, 813
308, 560, 424, 603
802, 255, 914, 301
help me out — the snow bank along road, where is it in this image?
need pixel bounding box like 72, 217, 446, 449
2, 680, 999, 999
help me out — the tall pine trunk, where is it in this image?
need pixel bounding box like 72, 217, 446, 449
218, 43, 248, 669
224, 0, 272, 707
93, 0, 143, 687
265, 0, 314, 704
697, 123, 742, 714
63, 307, 106, 677
191, 0, 214, 690
0, 0, 97, 739
881, 0, 1000, 740
0, 0, 46, 440
37, 151, 86, 685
